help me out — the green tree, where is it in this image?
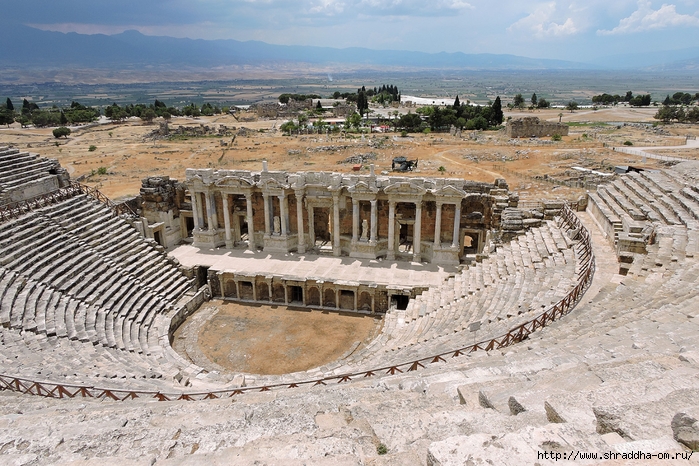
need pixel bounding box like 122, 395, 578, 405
316, 100, 323, 111
280, 120, 297, 135
566, 101, 578, 112
513, 94, 525, 109
491, 96, 504, 125
6, 98, 14, 111
297, 112, 309, 130
655, 105, 679, 123
624, 91, 633, 102
141, 108, 157, 123
347, 112, 361, 130
531, 93, 538, 107
0, 108, 13, 127
60, 111, 68, 125
453, 95, 460, 109
537, 98, 550, 109
52, 126, 71, 138
357, 90, 368, 117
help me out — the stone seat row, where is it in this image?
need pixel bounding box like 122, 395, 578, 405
0, 266, 170, 359
0, 325, 179, 392
0, 195, 192, 306
590, 169, 699, 265
301, 220, 581, 379
466, 259, 699, 445
0, 217, 182, 332
0, 193, 196, 390
0, 151, 59, 190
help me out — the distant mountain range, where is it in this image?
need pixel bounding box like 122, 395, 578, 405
1, 24, 698, 73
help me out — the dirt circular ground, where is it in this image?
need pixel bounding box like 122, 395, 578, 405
179, 300, 381, 375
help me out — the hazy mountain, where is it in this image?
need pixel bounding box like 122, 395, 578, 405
0, 24, 594, 71
592, 47, 699, 69
4, 24, 698, 74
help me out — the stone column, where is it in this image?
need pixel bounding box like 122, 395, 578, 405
413, 201, 422, 262
204, 191, 215, 232
245, 193, 255, 250
235, 280, 240, 300
370, 200, 377, 244
295, 191, 305, 254
452, 202, 461, 248
387, 200, 396, 260
332, 194, 341, 257
335, 288, 340, 309
307, 204, 315, 246
191, 191, 201, 231
434, 201, 442, 247
284, 284, 288, 305
210, 192, 219, 232
262, 193, 271, 236
278, 194, 288, 236
352, 198, 359, 242
222, 193, 233, 248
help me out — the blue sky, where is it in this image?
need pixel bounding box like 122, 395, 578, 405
7, 0, 699, 61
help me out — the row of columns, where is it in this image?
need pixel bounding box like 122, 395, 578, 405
193, 189, 463, 258
351, 199, 378, 244
191, 190, 255, 250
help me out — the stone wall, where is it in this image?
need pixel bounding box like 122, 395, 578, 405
506, 117, 569, 138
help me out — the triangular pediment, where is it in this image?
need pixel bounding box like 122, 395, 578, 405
434, 185, 466, 198
347, 181, 378, 195
384, 182, 427, 196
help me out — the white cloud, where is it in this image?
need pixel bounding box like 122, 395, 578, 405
508, 2, 580, 38
307, 0, 347, 15
354, 0, 473, 15
598, 0, 699, 35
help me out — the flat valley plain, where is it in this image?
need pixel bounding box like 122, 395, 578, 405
1, 70, 698, 202
1, 69, 698, 107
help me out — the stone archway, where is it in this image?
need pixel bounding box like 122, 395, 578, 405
358, 291, 372, 311
257, 282, 270, 302
307, 287, 321, 306
224, 280, 237, 298
323, 288, 336, 307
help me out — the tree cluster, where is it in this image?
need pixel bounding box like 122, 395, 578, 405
1, 97, 230, 128
510, 93, 549, 109
654, 105, 699, 123
278, 94, 321, 104
399, 96, 503, 132
17, 99, 100, 128
662, 92, 699, 106
592, 91, 651, 107
628, 94, 651, 107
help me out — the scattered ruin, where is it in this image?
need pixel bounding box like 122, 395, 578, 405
506, 116, 569, 138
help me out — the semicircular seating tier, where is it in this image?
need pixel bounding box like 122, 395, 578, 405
0, 193, 195, 391
240, 215, 588, 387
